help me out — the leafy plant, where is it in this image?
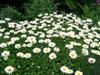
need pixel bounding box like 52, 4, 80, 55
22, 0, 56, 20
53, 0, 100, 21
0, 6, 22, 21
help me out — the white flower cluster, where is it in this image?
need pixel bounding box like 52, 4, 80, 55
60, 66, 73, 74
17, 52, 31, 59
60, 66, 83, 75
0, 13, 100, 74
1, 51, 10, 60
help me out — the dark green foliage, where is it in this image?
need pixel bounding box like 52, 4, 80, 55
22, 0, 56, 20
0, 0, 56, 20
0, 0, 100, 21
53, 0, 100, 21
0, 6, 22, 21
0, 0, 30, 8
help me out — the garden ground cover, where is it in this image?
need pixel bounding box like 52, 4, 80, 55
0, 12, 100, 75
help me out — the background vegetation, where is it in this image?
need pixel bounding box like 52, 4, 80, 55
0, 0, 100, 21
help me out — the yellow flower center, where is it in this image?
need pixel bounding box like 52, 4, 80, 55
63, 68, 67, 71
36, 49, 39, 52
77, 73, 81, 75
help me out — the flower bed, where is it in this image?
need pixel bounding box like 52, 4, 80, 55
0, 12, 100, 75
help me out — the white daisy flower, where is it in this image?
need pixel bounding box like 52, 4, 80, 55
7, 41, 15, 45
91, 50, 100, 56
48, 42, 56, 48
15, 44, 21, 49
82, 44, 89, 49
88, 57, 96, 64
4, 56, 9, 61
5, 66, 15, 74
82, 49, 89, 56
22, 44, 27, 47
75, 71, 83, 75
59, 31, 66, 38
0, 20, 5, 23
49, 53, 57, 60
65, 44, 73, 49
5, 18, 10, 21
60, 66, 73, 74
69, 50, 77, 59
4, 35, 10, 39
0, 33, 3, 37
84, 39, 91, 44
1, 51, 10, 57
24, 53, 32, 59
16, 52, 25, 58
21, 34, 27, 38
54, 47, 60, 52
38, 39, 44, 43
0, 43, 7, 48
43, 47, 51, 53
32, 48, 41, 54
44, 39, 51, 43
27, 43, 32, 47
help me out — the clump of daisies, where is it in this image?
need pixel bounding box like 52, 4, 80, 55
60, 66, 73, 74
1, 51, 10, 61
0, 13, 100, 75
16, 52, 32, 59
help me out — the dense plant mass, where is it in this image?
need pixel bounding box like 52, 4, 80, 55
0, 13, 100, 75
0, 0, 56, 20
0, 0, 100, 21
